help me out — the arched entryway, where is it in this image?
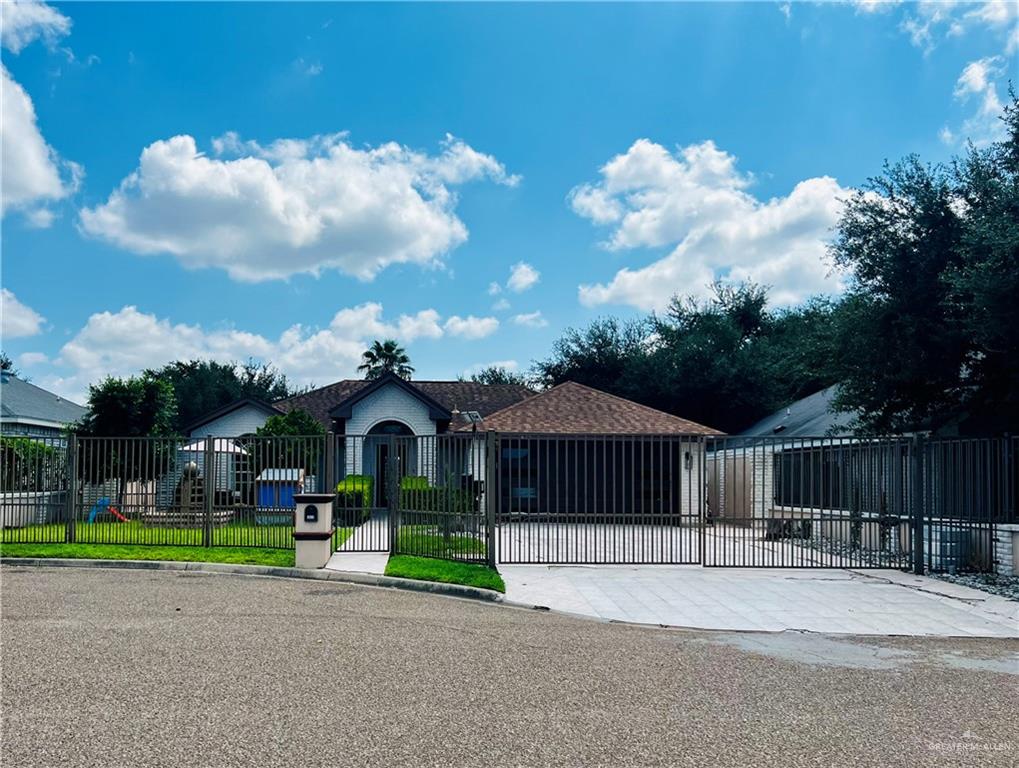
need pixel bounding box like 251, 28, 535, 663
365, 420, 415, 506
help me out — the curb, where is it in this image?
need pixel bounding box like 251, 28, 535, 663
0, 557, 506, 604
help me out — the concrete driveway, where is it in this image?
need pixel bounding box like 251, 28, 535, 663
500, 564, 1019, 637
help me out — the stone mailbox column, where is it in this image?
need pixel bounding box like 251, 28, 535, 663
293, 493, 336, 569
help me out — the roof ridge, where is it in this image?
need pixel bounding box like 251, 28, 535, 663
474, 379, 722, 435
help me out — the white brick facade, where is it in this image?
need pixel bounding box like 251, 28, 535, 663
343, 383, 438, 478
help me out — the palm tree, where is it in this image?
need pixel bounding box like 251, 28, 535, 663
357, 339, 414, 380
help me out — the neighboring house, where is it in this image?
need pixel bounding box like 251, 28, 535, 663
184, 398, 284, 438
738, 385, 859, 439
707, 386, 877, 524
707, 387, 1013, 571
0, 373, 87, 528
0, 372, 87, 440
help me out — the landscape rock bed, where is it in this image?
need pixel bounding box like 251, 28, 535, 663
932, 572, 1019, 602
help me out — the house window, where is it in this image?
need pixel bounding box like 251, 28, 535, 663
773, 447, 845, 510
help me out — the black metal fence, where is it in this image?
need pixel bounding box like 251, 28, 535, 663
1, 434, 329, 550
389, 433, 492, 565
703, 435, 1017, 572
496, 433, 702, 564
3, 430, 1014, 574
704, 436, 916, 568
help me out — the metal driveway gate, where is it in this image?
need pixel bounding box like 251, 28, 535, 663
495, 433, 704, 564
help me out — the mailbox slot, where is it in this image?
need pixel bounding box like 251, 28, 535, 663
304, 505, 319, 524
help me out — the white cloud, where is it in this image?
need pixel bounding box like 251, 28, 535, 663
851, 0, 902, 14
79, 133, 519, 282
893, 1, 1017, 54
1, 288, 46, 338
293, 58, 323, 77
17, 351, 49, 367
512, 311, 548, 329
0, 3, 79, 223
443, 315, 500, 339
37, 302, 464, 401
507, 261, 540, 292
0, 0, 71, 54
491, 297, 511, 312
571, 139, 848, 310
463, 359, 518, 376
1, 65, 80, 221
953, 57, 1007, 145
487, 281, 502, 295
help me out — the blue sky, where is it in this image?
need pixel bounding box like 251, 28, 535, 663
1, 1, 1016, 401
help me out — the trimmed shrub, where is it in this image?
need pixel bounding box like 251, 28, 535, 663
335, 475, 373, 525
399, 486, 476, 515
400, 475, 430, 491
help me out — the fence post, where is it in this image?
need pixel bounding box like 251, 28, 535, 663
911, 434, 926, 575
325, 432, 336, 494
65, 433, 77, 544
485, 430, 498, 569
203, 435, 214, 548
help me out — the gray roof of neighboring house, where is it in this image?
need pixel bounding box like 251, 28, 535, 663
0, 373, 87, 427
738, 386, 860, 438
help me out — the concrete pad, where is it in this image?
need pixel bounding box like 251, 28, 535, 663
500, 564, 1019, 638
325, 551, 388, 575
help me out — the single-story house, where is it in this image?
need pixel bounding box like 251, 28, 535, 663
185, 374, 720, 515
0, 372, 87, 440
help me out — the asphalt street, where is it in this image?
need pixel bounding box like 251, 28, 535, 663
2, 565, 1017, 767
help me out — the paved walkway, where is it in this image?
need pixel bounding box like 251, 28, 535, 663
500, 564, 1019, 637
326, 551, 388, 574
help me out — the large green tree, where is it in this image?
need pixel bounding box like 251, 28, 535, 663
943, 92, 1019, 431
535, 283, 842, 433
357, 340, 414, 380
74, 375, 178, 505
76, 375, 177, 438
147, 359, 303, 432
830, 91, 1019, 433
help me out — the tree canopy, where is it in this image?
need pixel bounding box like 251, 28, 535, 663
146, 359, 304, 433
830, 90, 1019, 433
256, 409, 324, 437
534, 284, 842, 433
358, 340, 414, 380
461, 366, 531, 387
75, 375, 177, 438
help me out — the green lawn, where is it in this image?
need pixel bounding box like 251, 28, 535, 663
2, 521, 353, 550
0, 542, 295, 567
385, 554, 505, 593
395, 525, 487, 559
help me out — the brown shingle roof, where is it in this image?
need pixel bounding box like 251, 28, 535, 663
276, 379, 536, 431
462, 381, 723, 435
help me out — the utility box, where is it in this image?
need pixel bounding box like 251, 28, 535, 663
293, 492, 335, 569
